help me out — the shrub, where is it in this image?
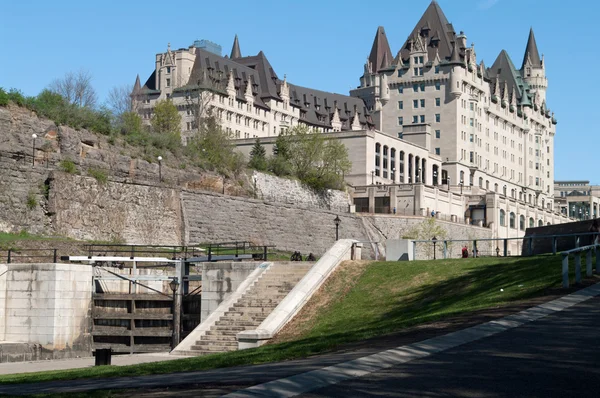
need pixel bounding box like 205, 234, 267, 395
59, 159, 77, 174
88, 168, 108, 184
0, 88, 9, 106
26, 191, 38, 210
8, 89, 26, 107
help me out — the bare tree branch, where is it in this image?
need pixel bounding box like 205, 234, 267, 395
49, 69, 97, 108
106, 84, 134, 117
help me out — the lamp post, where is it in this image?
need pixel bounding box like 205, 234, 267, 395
157, 156, 163, 182
31, 134, 37, 166
460, 180, 464, 195
416, 168, 421, 183
433, 170, 438, 186
391, 167, 396, 183
334, 215, 341, 241
169, 277, 180, 348
432, 236, 438, 260
371, 170, 375, 185
447, 176, 451, 190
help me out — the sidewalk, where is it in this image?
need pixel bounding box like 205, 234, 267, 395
0, 352, 176, 375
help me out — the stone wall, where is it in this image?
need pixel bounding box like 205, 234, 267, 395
200, 262, 259, 322
252, 171, 350, 213
48, 173, 183, 245
0, 263, 6, 340
1, 263, 93, 360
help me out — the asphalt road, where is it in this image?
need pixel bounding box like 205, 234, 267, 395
299, 296, 600, 398
2, 287, 600, 397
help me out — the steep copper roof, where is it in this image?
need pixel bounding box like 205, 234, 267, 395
488, 50, 530, 103
521, 28, 542, 68
230, 35, 242, 59
368, 26, 394, 72
399, 0, 458, 63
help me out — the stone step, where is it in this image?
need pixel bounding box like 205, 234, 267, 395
205, 330, 241, 337
220, 311, 268, 320
197, 334, 236, 342
211, 325, 247, 332
226, 307, 274, 315
225, 310, 272, 318
235, 298, 280, 305
193, 340, 238, 348
232, 303, 278, 309
214, 320, 259, 327
190, 344, 236, 352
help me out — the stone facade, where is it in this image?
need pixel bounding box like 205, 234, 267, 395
0, 263, 93, 360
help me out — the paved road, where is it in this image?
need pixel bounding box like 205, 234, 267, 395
296, 296, 600, 397
2, 285, 600, 397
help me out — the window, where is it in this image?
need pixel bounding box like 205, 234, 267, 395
435, 65, 440, 74
398, 86, 403, 94
398, 132, 403, 139
529, 217, 534, 228
398, 101, 403, 110
413, 56, 418, 64
469, 118, 474, 127
435, 82, 441, 90
520, 215, 525, 231
413, 99, 419, 108
398, 116, 403, 126
420, 84, 425, 92
435, 98, 440, 107
435, 114, 440, 123
412, 115, 418, 124
414, 67, 419, 76
419, 67, 424, 76
435, 130, 440, 138
509, 212, 516, 229
419, 56, 424, 64
166, 78, 171, 87
420, 99, 425, 108
500, 210, 506, 226
413, 84, 418, 93
166, 66, 171, 74
435, 148, 440, 155
420, 115, 425, 123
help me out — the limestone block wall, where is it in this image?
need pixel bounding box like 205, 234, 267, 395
201, 262, 259, 322
252, 171, 350, 213
1, 263, 93, 359
0, 263, 6, 340
49, 173, 183, 245
182, 190, 369, 256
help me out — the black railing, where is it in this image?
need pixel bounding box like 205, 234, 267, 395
4, 248, 58, 264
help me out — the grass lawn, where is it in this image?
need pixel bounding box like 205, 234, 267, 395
0, 253, 594, 388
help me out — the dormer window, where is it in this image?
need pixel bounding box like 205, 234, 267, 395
526, 67, 531, 77
166, 66, 171, 74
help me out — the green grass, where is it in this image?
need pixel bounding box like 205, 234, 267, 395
0, 254, 593, 387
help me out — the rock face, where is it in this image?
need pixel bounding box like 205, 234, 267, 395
0, 104, 495, 255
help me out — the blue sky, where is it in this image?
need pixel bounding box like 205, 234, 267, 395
0, 0, 594, 183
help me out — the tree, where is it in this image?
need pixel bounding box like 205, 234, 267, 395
120, 111, 143, 134
151, 99, 181, 136
269, 132, 293, 176
49, 69, 97, 108
107, 84, 134, 117
248, 139, 267, 171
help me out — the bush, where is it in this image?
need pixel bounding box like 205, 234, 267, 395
8, 89, 26, 107
26, 191, 38, 210
87, 168, 108, 184
59, 159, 77, 174
0, 88, 9, 107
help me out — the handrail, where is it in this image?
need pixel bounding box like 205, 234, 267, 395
560, 243, 600, 288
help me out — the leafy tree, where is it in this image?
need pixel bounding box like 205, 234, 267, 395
151, 99, 181, 136
248, 139, 267, 171
120, 111, 143, 134
269, 132, 293, 176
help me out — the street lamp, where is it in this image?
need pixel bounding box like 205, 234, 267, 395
157, 156, 163, 182
169, 277, 180, 348
334, 215, 341, 241
460, 179, 464, 195
31, 133, 37, 166
416, 168, 421, 183
447, 176, 451, 190
433, 170, 438, 185
391, 167, 396, 182
432, 236, 438, 260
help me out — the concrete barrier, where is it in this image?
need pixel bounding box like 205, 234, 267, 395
171, 262, 270, 355
237, 239, 359, 349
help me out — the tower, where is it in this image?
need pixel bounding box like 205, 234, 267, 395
521, 28, 547, 103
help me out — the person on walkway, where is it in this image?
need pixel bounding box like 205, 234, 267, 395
431, 210, 436, 218
461, 245, 469, 258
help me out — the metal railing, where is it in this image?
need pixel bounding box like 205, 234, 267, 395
3, 248, 58, 264
561, 244, 600, 288
409, 231, 600, 261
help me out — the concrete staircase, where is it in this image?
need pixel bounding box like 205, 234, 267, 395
188, 263, 313, 355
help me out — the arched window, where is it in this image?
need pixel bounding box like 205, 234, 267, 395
479, 177, 483, 188
542, 198, 545, 208
500, 209, 506, 226
494, 183, 499, 192
529, 217, 534, 228
538, 219, 543, 227
486, 180, 489, 190
383, 146, 389, 178
459, 170, 465, 184
375, 143, 381, 176
519, 215, 525, 231
547, 222, 551, 226
390, 148, 396, 181
509, 212, 516, 229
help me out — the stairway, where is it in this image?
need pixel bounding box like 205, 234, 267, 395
189, 263, 313, 355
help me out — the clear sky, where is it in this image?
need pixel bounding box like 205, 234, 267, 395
0, 0, 594, 183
